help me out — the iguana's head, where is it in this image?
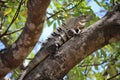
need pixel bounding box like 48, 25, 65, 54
64, 15, 92, 30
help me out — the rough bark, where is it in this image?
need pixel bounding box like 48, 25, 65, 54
18, 15, 93, 80
0, 0, 50, 79
23, 4, 120, 80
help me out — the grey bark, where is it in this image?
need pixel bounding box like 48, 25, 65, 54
21, 4, 120, 80
19, 15, 92, 80
0, 0, 50, 79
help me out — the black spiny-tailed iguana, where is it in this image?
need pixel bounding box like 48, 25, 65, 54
19, 15, 92, 80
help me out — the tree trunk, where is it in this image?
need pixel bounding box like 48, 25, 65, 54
22, 4, 120, 80
0, 0, 50, 79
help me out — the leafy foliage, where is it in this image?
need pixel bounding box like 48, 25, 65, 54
47, 0, 120, 80
0, 0, 120, 80
0, 0, 27, 47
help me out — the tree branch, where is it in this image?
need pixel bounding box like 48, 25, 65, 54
0, 0, 50, 79
107, 73, 120, 80
23, 4, 120, 80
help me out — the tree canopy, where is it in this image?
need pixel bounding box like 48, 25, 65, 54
0, 0, 120, 80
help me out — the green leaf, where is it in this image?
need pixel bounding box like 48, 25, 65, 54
47, 20, 54, 27
53, 22, 56, 30
94, 0, 101, 7
4, 8, 12, 16
101, 49, 106, 58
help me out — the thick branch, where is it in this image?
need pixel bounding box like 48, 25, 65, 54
0, 0, 50, 79
23, 4, 120, 80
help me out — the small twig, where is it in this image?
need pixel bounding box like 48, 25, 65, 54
47, 0, 82, 20
5, 27, 23, 35
84, 66, 88, 76
79, 60, 107, 67
107, 73, 120, 80
0, 0, 24, 38
26, 58, 33, 60
47, 3, 73, 18
79, 51, 120, 67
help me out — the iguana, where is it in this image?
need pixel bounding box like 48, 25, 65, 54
18, 15, 92, 80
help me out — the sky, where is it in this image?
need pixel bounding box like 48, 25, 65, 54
0, 0, 107, 52
1, 0, 109, 79
32, 1, 108, 80
32, 0, 107, 53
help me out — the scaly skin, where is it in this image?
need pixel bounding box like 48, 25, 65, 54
18, 15, 92, 80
